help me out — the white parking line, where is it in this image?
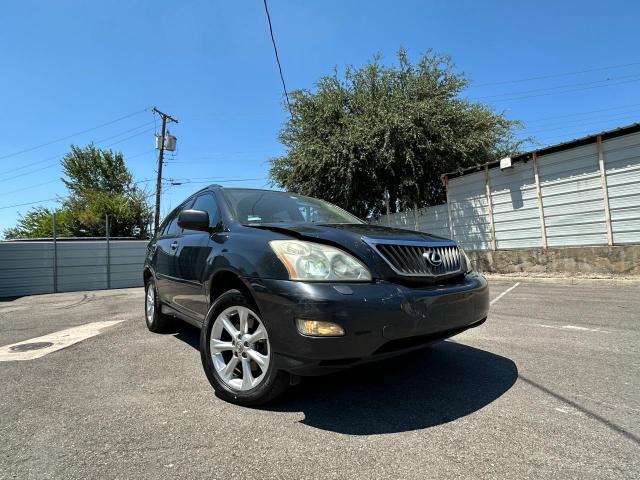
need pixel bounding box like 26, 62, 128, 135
533, 324, 609, 333
0, 320, 125, 362
490, 282, 520, 305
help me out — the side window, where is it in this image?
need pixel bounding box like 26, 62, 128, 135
158, 216, 173, 236
159, 199, 194, 237
191, 193, 220, 228
163, 216, 181, 236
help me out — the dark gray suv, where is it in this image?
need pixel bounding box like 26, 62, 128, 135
144, 186, 489, 405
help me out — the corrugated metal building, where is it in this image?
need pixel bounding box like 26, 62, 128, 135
375, 123, 640, 252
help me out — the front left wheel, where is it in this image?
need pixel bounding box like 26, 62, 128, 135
200, 289, 289, 406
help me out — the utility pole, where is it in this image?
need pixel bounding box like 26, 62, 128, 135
152, 107, 178, 234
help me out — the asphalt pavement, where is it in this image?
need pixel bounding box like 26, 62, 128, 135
0, 280, 638, 479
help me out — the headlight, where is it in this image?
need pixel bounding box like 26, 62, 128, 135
269, 240, 372, 282
460, 247, 473, 273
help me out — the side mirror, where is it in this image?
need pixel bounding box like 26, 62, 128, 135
178, 209, 210, 232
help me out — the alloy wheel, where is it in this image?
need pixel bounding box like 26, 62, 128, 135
145, 284, 155, 325
210, 305, 270, 391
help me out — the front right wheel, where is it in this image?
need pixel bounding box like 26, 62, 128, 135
200, 289, 289, 406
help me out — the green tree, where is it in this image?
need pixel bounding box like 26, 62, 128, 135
270, 49, 526, 218
3, 144, 152, 239
60, 144, 152, 237
62, 144, 133, 196
3, 207, 73, 240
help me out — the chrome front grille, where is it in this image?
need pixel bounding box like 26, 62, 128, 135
369, 241, 462, 277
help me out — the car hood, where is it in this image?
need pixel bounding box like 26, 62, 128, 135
247, 222, 452, 251
246, 222, 455, 281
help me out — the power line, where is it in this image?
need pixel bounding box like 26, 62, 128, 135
0, 121, 156, 177
530, 123, 640, 146
92, 121, 155, 144
479, 76, 640, 103
102, 128, 155, 148
0, 177, 151, 199
165, 153, 278, 164
0, 178, 156, 210
0, 107, 150, 160
0, 128, 155, 183
0, 179, 60, 197
0, 197, 62, 211
0, 154, 61, 177
474, 72, 640, 100
537, 126, 629, 142
520, 107, 640, 129
523, 109, 640, 130
0, 162, 61, 183
126, 149, 157, 161
520, 103, 640, 124
470, 61, 640, 88
133, 178, 154, 186
522, 113, 640, 135
262, 0, 292, 115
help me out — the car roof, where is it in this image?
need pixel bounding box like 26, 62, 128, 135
203, 185, 286, 194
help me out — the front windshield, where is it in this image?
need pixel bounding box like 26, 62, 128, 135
223, 189, 364, 225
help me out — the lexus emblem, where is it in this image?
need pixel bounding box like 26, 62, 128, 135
422, 250, 443, 267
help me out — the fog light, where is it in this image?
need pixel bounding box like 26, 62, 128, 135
296, 319, 345, 337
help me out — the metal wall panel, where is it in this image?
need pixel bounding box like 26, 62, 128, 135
0, 240, 147, 297
109, 241, 148, 288
369, 203, 451, 239
415, 203, 451, 239
448, 171, 492, 250
57, 242, 108, 292
537, 144, 608, 247
0, 242, 54, 297
489, 160, 542, 249
374, 210, 416, 230
603, 132, 640, 244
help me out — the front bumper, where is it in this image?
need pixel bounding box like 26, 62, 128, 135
250, 273, 489, 375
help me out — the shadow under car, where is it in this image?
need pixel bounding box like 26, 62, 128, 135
170, 323, 518, 434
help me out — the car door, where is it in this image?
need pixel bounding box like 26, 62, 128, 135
153, 210, 183, 303
172, 192, 221, 318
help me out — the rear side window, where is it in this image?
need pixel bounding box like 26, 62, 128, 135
191, 193, 220, 227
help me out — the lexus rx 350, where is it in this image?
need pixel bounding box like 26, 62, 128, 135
143, 186, 489, 405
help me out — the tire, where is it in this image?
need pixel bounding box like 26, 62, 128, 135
200, 289, 289, 406
144, 277, 173, 333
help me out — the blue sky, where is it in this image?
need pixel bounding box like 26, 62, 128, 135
1, 0, 640, 234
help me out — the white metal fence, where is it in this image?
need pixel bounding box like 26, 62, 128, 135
373, 129, 640, 251
0, 240, 146, 298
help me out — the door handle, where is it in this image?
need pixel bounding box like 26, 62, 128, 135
170, 241, 179, 251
